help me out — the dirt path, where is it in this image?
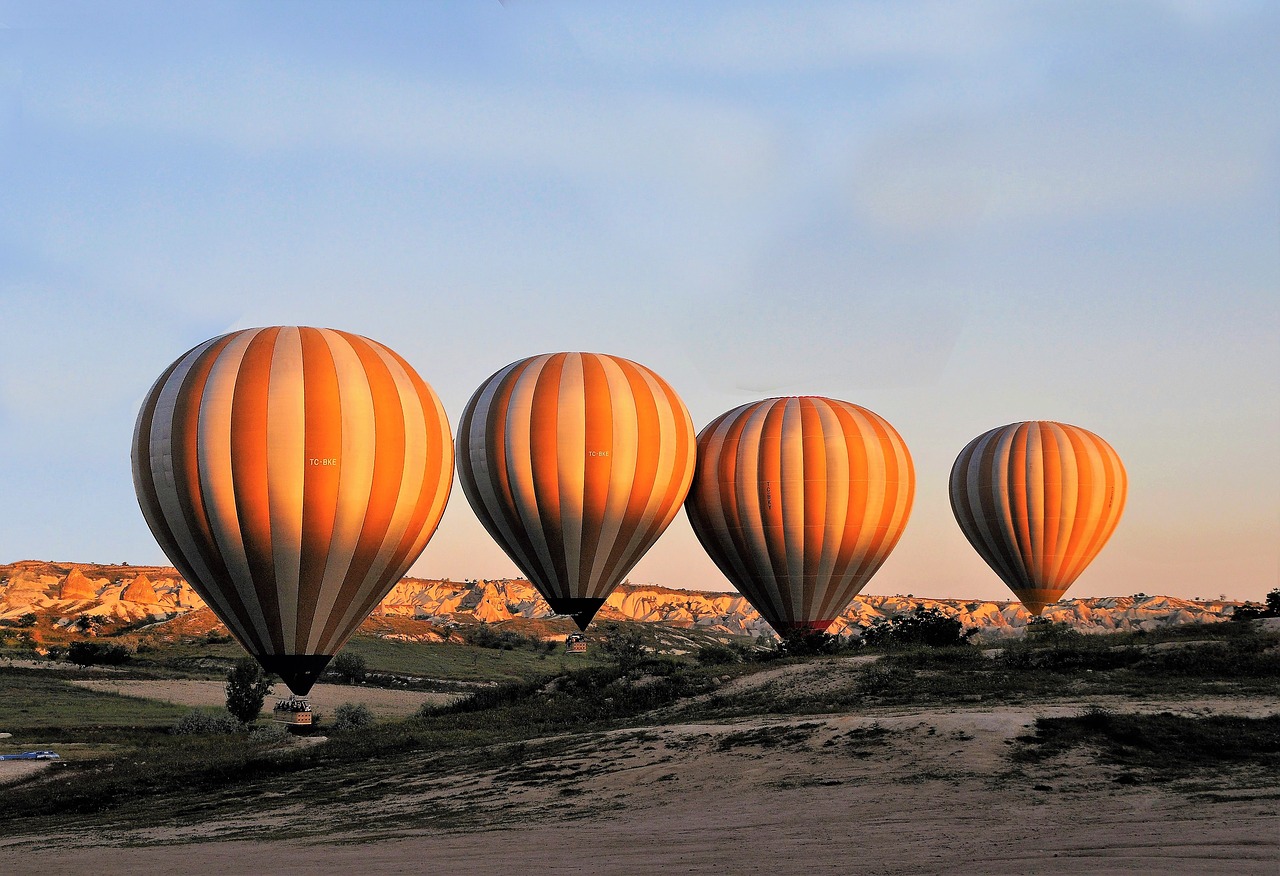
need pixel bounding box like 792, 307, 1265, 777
66, 679, 456, 718
1, 697, 1275, 874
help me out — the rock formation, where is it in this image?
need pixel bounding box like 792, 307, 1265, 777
0, 560, 1246, 638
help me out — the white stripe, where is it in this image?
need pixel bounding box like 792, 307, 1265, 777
504, 355, 561, 594
143, 337, 258, 648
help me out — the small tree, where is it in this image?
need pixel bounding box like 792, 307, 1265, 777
225, 657, 274, 724
332, 650, 368, 684
600, 623, 646, 672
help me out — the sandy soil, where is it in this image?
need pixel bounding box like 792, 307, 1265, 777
0, 760, 53, 786
1, 691, 1276, 875
66, 679, 456, 718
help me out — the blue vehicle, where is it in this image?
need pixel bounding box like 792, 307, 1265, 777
0, 750, 60, 761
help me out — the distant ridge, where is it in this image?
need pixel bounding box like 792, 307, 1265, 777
0, 560, 1242, 639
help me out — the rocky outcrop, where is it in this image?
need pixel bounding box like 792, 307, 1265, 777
0, 560, 1245, 637
59, 567, 100, 600
120, 575, 159, 604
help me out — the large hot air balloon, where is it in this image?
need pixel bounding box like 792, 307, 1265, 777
456, 352, 695, 631
684, 397, 915, 636
132, 327, 453, 696
949, 421, 1126, 615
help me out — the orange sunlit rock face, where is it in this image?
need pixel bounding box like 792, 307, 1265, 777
684, 397, 915, 636
949, 421, 1127, 616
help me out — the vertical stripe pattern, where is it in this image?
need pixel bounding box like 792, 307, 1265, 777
684, 397, 915, 636
132, 327, 453, 694
948, 421, 1127, 615
456, 353, 695, 629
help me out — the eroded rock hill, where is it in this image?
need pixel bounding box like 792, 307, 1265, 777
0, 560, 1241, 640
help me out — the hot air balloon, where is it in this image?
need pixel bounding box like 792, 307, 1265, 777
132, 327, 453, 700
684, 397, 915, 636
456, 352, 695, 631
948, 421, 1126, 615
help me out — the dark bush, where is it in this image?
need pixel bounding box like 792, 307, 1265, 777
462, 623, 544, 651
330, 702, 375, 732
600, 623, 646, 671
332, 651, 368, 684
696, 643, 739, 665
774, 628, 844, 657
1233, 588, 1280, 621
66, 641, 132, 666
862, 607, 975, 648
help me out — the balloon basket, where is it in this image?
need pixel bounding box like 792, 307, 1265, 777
273, 696, 315, 735
565, 633, 588, 655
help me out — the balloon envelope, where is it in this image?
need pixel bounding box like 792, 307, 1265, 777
456, 352, 695, 630
132, 327, 454, 694
684, 397, 915, 636
949, 421, 1126, 615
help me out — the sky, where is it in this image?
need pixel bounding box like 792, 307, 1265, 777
1, 1, 1276, 603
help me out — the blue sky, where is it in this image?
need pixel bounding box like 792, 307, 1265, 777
1, 1, 1276, 601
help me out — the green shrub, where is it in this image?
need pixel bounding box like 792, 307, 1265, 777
172, 710, 241, 735
330, 702, 375, 732
696, 643, 739, 665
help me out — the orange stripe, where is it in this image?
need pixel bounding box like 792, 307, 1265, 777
828, 403, 869, 587
578, 353, 614, 585
595, 359, 660, 589
296, 327, 342, 650
314, 332, 406, 649
799, 399, 827, 600
529, 353, 568, 595
230, 327, 284, 653
756, 400, 790, 608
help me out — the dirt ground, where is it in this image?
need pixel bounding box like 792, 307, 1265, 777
65, 679, 456, 717
1, 694, 1276, 875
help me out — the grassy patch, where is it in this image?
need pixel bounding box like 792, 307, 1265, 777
716, 723, 822, 751
0, 668, 192, 732
1015, 708, 1280, 778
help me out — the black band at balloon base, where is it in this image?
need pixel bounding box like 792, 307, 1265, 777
544, 597, 607, 631
773, 619, 835, 636
255, 654, 334, 697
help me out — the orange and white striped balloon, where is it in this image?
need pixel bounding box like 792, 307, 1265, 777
456, 352, 695, 630
949, 421, 1126, 615
132, 327, 453, 694
685, 397, 915, 636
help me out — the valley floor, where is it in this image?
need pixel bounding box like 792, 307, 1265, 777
2, 694, 1276, 875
